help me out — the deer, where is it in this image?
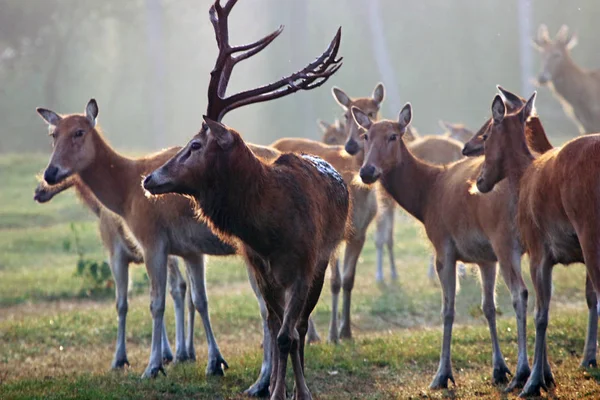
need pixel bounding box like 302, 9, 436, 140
353, 101, 532, 391
142, 3, 346, 399
439, 120, 476, 143
33, 176, 196, 369
533, 24, 600, 135
475, 89, 600, 397
318, 119, 345, 145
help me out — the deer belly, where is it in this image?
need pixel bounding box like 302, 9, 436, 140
453, 232, 497, 263
546, 224, 583, 265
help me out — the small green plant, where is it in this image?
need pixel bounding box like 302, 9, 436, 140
69, 223, 113, 296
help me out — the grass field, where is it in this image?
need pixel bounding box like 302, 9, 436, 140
1, 154, 599, 399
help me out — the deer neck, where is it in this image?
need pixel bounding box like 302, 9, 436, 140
551, 55, 588, 107
504, 129, 535, 195
380, 144, 441, 223
78, 132, 136, 217
193, 142, 268, 249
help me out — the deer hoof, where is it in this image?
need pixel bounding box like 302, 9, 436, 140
493, 364, 512, 385
429, 369, 455, 390
206, 354, 229, 376
141, 364, 166, 379
111, 357, 130, 370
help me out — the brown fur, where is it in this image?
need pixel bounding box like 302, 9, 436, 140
354, 103, 531, 390
144, 119, 350, 400
476, 92, 600, 396
534, 24, 600, 134
319, 119, 346, 145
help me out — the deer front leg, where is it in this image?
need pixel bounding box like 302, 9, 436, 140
430, 250, 457, 389
374, 206, 393, 282
340, 235, 366, 339
478, 262, 512, 385
328, 259, 341, 344
167, 257, 190, 363
141, 247, 168, 379
109, 248, 130, 369
520, 252, 554, 397
184, 254, 228, 376
244, 266, 272, 398
185, 282, 196, 361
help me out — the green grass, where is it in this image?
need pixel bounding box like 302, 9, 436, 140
0, 154, 599, 399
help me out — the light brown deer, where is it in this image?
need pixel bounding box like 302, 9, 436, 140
534, 24, 600, 134
270, 137, 377, 343
439, 120, 476, 143
33, 176, 195, 368
142, 5, 346, 399
353, 102, 531, 391
318, 119, 345, 145
475, 90, 600, 397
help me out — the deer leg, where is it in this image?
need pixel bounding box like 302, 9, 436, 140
430, 250, 457, 390
340, 234, 366, 340
477, 262, 511, 385
109, 247, 131, 369
141, 246, 168, 379
582, 273, 598, 368
495, 247, 530, 392
161, 320, 174, 364
167, 257, 190, 363
185, 279, 196, 361
273, 278, 309, 400
520, 252, 554, 397
374, 207, 391, 283
184, 254, 228, 376
306, 318, 321, 344
244, 265, 272, 398
385, 205, 398, 281
328, 258, 341, 344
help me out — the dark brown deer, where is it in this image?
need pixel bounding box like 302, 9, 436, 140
143, 5, 346, 400
353, 102, 531, 391
33, 176, 196, 368
534, 24, 600, 134
475, 91, 600, 396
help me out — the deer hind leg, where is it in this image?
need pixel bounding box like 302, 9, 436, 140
184, 254, 228, 376
166, 257, 190, 363
430, 249, 457, 390
495, 247, 530, 392
582, 273, 598, 368
374, 203, 394, 282
477, 262, 512, 385
520, 251, 554, 397
328, 258, 341, 344
109, 245, 131, 369
141, 246, 168, 379
340, 234, 367, 340
185, 280, 196, 361
292, 259, 328, 400
244, 264, 272, 398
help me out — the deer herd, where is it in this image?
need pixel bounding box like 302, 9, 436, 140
29, 0, 600, 397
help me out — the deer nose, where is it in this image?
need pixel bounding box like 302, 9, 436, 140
359, 165, 381, 184
142, 174, 154, 189
345, 139, 359, 155
44, 166, 59, 185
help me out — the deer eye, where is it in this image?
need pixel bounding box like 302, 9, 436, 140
389, 134, 398, 142
74, 129, 85, 138
482, 134, 489, 142
368, 112, 375, 119
190, 141, 202, 151
362, 134, 369, 141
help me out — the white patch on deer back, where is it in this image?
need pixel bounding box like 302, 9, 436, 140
300, 154, 344, 185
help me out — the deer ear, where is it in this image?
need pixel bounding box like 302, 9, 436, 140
491, 95, 506, 123
566, 33, 578, 50
372, 83, 385, 106
332, 87, 351, 108
497, 85, 524, 110
351, 106, 371, 130
398, 103, 412, 130
521, 92, 537, 122
317, 119, 330, 133
334, 119, 343, 130
36, 108, 62, 126
85, 99, 99, 127
203, 116, 233, 149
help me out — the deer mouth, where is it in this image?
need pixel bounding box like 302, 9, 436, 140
143, 172, 176, 195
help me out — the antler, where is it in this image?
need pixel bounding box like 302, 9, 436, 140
205, 0, 343, 122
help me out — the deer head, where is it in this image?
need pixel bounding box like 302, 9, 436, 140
476, 92, 536, 193
332, 83, 385, 155
319, 119, 346, 145
353, 103, 412, 184
36, 99, 99, 184
143, 0, 342, 195
533, 24, 578, 85
439, 121, 474, 143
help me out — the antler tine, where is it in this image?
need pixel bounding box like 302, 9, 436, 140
232, 25, 284, 62
216, 28, 343, 120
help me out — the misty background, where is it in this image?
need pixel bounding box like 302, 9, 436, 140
0, 0, 597, 153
